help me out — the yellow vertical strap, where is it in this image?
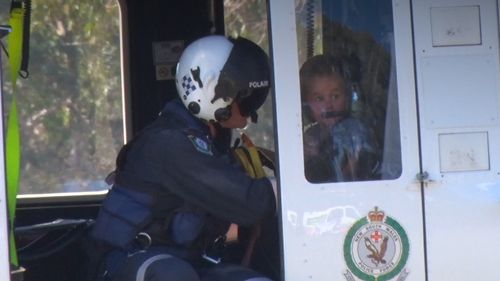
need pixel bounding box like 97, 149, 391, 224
233, 148, 256, 178
8, 7, 24, 88
6, 7, 25, 267
240, 134, 266, 178
236, 133, 265, 267
6, 96, 20, 266
231, 134, 271, 267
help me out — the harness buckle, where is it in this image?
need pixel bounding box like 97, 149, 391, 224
202, 235, 226, 264
135, 232, 152, 250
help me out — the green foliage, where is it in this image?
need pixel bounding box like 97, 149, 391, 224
1, 0, 123, 193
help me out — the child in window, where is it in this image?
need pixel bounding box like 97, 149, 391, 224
300, 55, 378, 183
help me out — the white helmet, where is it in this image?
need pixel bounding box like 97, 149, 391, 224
175, 35, 270, 122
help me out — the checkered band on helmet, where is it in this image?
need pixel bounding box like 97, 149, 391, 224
181, 75, 197, 99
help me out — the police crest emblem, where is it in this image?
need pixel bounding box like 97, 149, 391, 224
187, 135, 213, 155
343, 207, 409, 281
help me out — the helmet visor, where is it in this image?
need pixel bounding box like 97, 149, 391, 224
237, 87, 269, 118
214, 37, 271, 121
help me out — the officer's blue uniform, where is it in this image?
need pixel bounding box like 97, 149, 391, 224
89, 99, 276, 281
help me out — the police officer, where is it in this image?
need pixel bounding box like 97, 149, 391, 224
88, 35, 276, 281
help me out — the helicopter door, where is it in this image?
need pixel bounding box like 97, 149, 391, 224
413, 0, 500, 280
270, 1, 425, 280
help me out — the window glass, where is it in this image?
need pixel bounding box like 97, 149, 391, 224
296, 0, 401, 183
224, 0, 274, 152
0, 0, 123, 194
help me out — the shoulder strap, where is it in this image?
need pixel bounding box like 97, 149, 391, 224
233, 133, 273, 179
231, 133, 276, 267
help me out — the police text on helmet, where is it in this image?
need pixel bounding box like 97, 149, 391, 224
249, 80, 269, 88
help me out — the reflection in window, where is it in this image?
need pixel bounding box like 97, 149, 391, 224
296, 0, 401, 183
1, 0, 123, 194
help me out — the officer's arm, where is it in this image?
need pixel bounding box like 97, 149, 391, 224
160, 131, 276, 226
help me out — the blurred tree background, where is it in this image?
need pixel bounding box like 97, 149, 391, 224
0, 0, 123, 193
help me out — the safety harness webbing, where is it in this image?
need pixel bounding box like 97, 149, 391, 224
6, 0, 31, 266
6, 96, 20, 267
9, 0, 30, 80
233, 133, 266, 179
232, 133, 273, 267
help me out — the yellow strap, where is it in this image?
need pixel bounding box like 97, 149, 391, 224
231, 133, 272, 266
233, 148, 256, 178
6, 96, 20, 267
240, 133, 266, 178
8, 7, 24, 89
6, 6, 26, 267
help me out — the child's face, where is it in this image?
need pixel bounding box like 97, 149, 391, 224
305, 73, 348, 128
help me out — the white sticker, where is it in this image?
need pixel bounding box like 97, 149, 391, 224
152, 40, 184, 65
